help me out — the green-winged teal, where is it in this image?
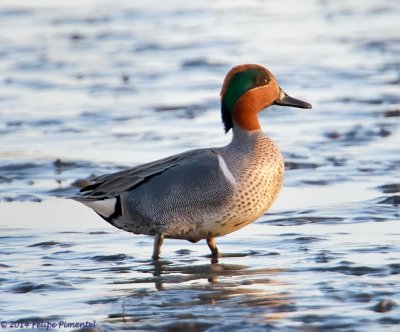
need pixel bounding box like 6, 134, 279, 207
73, 64, 311, 260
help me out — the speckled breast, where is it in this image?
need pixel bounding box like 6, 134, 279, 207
207, 137, 285, 237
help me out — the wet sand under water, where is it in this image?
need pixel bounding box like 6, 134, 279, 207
1, 0, 400, 331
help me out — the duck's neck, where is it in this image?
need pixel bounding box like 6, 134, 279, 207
232, 108, 261, 132
230, 123, 264, 147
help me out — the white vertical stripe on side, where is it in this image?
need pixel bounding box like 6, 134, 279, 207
217, 155, 236, 186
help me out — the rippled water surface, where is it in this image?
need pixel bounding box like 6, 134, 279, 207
1, 0, 399, 331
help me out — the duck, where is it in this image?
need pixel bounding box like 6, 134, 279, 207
73, 64, 311, 261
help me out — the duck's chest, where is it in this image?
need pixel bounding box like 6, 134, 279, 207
236, 141, 283, 206
218, 137, 285, 230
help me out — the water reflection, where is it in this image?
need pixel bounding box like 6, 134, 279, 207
105, 259, 291, 329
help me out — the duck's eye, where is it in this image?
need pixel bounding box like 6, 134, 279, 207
256, 76, 269, 86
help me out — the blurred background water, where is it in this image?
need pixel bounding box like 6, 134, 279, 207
0, 0, 399, 331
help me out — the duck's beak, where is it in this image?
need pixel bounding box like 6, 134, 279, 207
274, 88, 312, 109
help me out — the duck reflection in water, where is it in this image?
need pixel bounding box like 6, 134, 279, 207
113, 258, 293, 325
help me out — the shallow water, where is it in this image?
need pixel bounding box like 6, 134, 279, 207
1, 0, 399, 331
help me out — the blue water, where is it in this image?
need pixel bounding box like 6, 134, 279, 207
0, 0, 399, 331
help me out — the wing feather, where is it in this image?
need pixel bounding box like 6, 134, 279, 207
72, 149, 207, 202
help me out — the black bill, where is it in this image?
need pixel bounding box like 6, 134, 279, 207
274, 88, 312, 109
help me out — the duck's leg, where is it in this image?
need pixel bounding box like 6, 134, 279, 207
152, 234, 164, 260
206, 237, 220, 260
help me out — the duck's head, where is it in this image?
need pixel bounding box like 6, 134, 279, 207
220, 64, 311, 133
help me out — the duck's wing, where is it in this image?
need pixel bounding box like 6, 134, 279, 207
72, 147, 236, 235
72, 148, 209, 202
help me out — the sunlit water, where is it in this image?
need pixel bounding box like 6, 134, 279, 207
0, 0, 399, 331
